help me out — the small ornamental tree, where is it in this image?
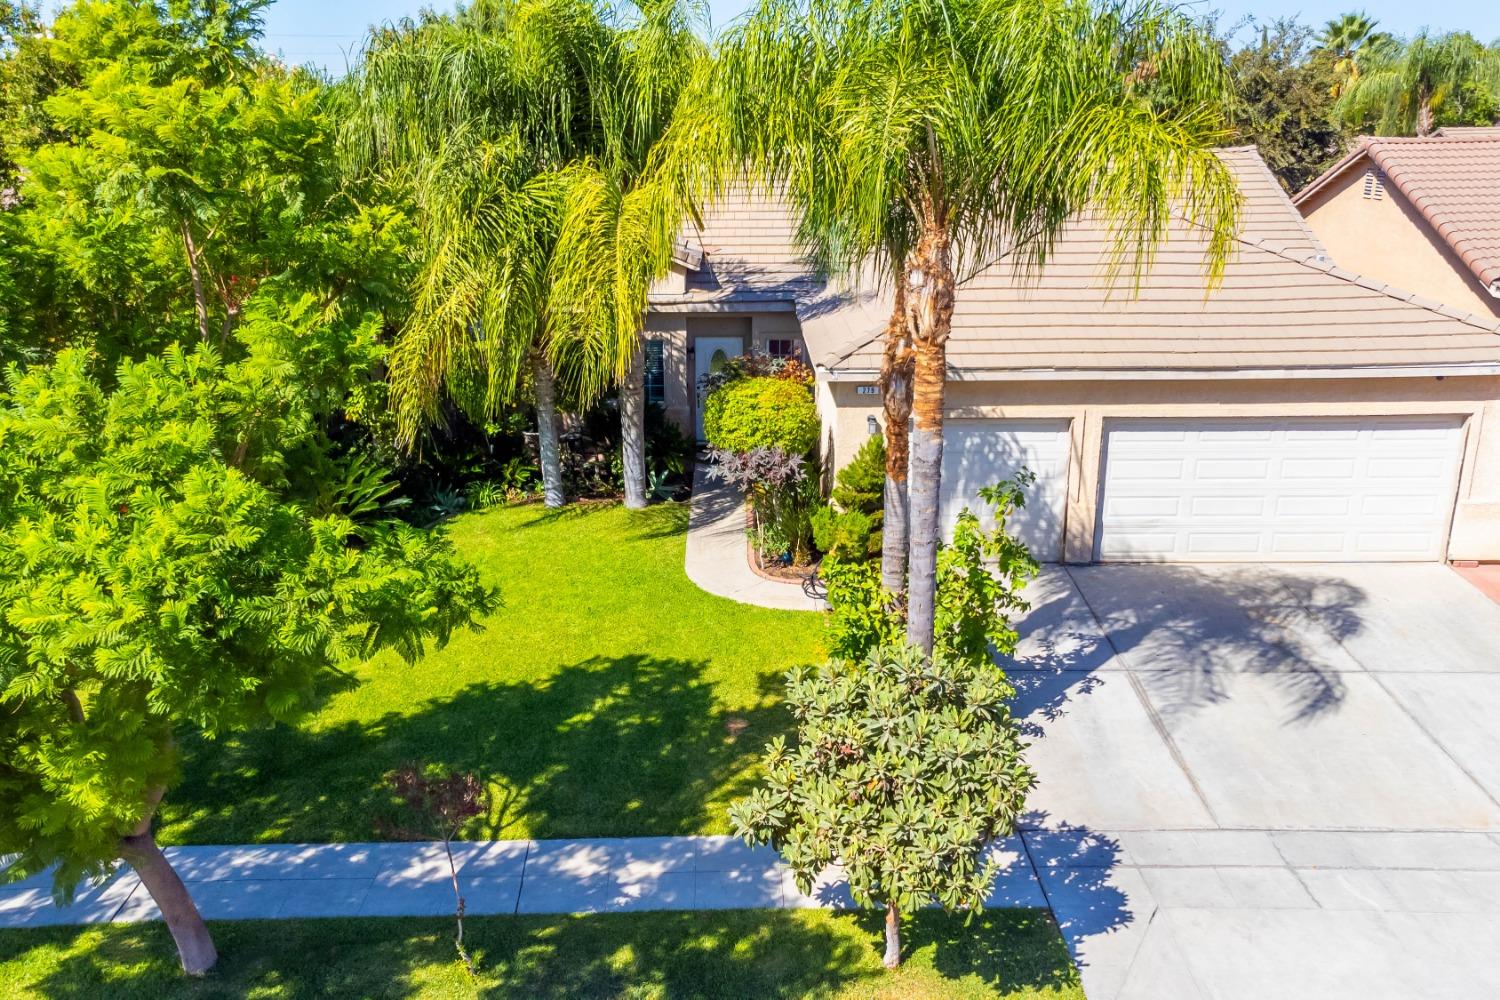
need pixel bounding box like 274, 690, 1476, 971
0, 347, 497, 975
730, 643, 1035, 968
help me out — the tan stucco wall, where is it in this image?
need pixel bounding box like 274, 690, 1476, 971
825, 374, 1500, 563
1300, 164, 1500, 318
643, 309, 809, 437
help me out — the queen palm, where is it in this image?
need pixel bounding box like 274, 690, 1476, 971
702, 0, 1239, 652
345, 0, 701, 509
1316, 11, 1393, 97
1338, 31, 1489, 136
546, 0, 707, 510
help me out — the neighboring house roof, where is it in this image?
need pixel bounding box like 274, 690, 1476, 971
648, 148, 1500, 378
1293, 128, 1500, 299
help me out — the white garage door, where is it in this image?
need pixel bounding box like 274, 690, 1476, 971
941, 419, 1070, 561
1097, 417, 1465, 562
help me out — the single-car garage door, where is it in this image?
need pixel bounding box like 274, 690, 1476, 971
941, 419, 1070, 561
1097, 416, 1465, 562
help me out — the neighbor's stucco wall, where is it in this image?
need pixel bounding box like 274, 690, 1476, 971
824, 374, 1500, 563
1300, 164, 1500, 318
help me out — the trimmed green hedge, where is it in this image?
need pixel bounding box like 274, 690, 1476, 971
703, 376, 819, 455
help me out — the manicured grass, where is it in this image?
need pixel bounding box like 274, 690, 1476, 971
158, 501, 827, 845
0, 909, 1083, 999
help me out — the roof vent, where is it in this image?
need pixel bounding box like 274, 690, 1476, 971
1361, 169, 1386, 201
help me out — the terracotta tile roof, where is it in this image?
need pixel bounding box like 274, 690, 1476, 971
1293, 128, 1500, 297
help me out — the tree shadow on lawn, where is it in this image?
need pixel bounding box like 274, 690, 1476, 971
6, 909, 1079, 1000
163, 654, 785, 845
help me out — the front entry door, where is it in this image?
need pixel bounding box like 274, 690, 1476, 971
694, 336, 745, 440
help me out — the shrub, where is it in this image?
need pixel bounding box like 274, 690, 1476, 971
697, 350, 814, 398
831, 433, 886, 516
811, 506, 880, 563
823, 472, 1040, 665
730, 642, 1035, 968
811, 433, 887, 563
708, 445, 818, 565
703, 376, 819, 456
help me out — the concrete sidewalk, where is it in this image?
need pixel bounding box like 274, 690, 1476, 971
0, 834, 1042, 928
683, 462, 824, 612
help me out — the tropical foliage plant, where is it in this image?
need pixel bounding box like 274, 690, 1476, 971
707, 445, 819, 564
729, 642, 1034, 968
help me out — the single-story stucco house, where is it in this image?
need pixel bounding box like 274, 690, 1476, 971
644, 146, 1500, 565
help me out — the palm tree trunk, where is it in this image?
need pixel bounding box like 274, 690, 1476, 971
882, 901, 902, 969
1416, 86, 1435, 137
879, 284, 913, 597
532, 350, 566, 508
905, 219, 956, 656
621, 340, 648, 509
118, 787, 217, 976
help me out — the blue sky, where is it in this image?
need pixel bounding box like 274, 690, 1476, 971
261, 0, 1500, 76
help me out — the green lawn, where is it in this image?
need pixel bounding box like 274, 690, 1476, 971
158, 501, 827, 845
0, 910, 1083, 1000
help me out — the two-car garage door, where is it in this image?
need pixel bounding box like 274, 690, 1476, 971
938, 416, 1466, 563
1097, 417, 1465, 562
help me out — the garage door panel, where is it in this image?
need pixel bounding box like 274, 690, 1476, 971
941, 419, 1069, 562
1098, 417, 1464, 562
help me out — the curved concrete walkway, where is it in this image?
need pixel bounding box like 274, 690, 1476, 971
684, 462, 824, 612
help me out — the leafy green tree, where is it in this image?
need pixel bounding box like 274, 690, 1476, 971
1229, 20, 1350, 191
0, 1, 78, 181
730, 642, 1034, 968
0, 0, 413, 375
1339, 31, 1497, 136
698, 0, 1238, 654
0, 345, 497, 976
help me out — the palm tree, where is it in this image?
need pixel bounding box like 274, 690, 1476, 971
545, 0, 707, 511
344, 1, 599, 506
699, 0, 1239, 657
345, 0, 700, 510
1339, 31, 1489, 136
1316, 11, 1393, 97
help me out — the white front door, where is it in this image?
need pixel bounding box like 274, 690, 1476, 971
940, 419, 1072, 562
694, 336, 744, 440
1097, 416, 1466, 562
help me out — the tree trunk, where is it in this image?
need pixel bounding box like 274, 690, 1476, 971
1416, 87, 1435, 137
883, 901, 902, 969
879, 283, 914, 597
905, 218, 956, 656
532, 351, 566, 508
621, 340, 648, 510
117, 788, 217, 976
180, 222, 211, 343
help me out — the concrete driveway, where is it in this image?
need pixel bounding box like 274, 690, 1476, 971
1006, 563, 1500, 999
